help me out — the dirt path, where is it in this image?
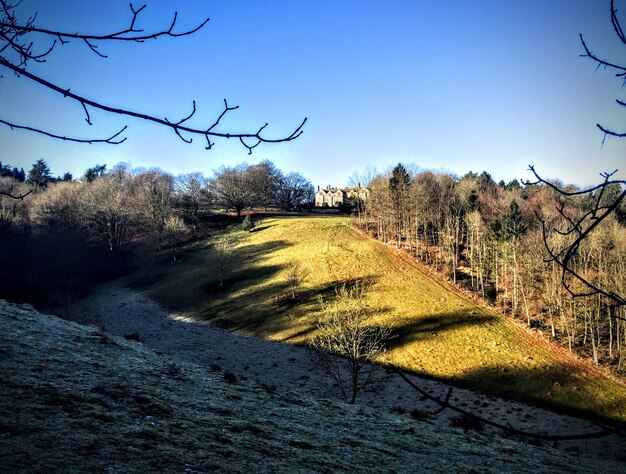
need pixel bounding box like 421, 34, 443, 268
70, 279, 625, 461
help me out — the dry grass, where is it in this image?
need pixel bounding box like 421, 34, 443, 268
135, 215, 626, 423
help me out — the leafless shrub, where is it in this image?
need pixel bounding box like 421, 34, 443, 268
284, 260, 310, 299
309, 283, 392, 404
213, 238, 234, 287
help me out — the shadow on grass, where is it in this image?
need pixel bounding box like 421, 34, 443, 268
204, 275, 384, 340
250, 224, 276, 233
127, 273, 166, 289
238, 239, 292, 261
387, 312, 499, 349
450, 363, 626, 427
276, 275, 379, 309
0, 230, 135, 309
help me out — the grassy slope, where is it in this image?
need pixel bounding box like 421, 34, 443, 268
137, 216, 626, 423
1, 300, 620, 473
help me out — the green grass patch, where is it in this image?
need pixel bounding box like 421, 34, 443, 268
134, 215, 626, 423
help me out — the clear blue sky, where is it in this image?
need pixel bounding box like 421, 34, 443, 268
1, 0, 624, 186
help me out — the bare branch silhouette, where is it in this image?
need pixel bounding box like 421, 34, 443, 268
0, 118, 127, 144
0, 2, 210, 64
0, 175, 32, 199
580, 0, 626, 139
0, 1, 306, 152
518, 1, 626, 314
524, 166, 626, 315
0, 187, 32, 199
396, 369, 624, 442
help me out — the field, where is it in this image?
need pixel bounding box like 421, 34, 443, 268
133, 215, 626, 423
6, 300, 622, 472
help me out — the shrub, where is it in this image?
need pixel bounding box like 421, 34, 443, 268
242, 215, 255, 232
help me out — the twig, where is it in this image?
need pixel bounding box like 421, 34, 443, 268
0, 117, 127, 144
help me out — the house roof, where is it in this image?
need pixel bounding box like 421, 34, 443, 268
316, 186, 368, 194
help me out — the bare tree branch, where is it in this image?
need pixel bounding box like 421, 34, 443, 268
579, 34, 626, 74
611, 0, 626, 45
0, 117, 127, 144
580, 0, 626, 138
396, 369, 625, 442
0, 187, 32, 199
0, 1, 307, 152
597, 123, 626, 139
0, 56, 307, 150
0, 3, 210, 45
524, 166, 626, 314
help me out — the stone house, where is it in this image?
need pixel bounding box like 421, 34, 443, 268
315, 184, 369, 208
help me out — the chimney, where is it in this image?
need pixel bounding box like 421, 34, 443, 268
357, 181, 361, 188
317, 185, 320, 192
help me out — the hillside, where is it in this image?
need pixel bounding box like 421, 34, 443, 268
132, 215, 626, 423
1, 299, 622, 472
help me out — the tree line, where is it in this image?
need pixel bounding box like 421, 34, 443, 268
357, 164, 626, 372
0, 158, 313, 307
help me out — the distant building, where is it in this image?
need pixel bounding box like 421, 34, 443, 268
315, 184, 369, 208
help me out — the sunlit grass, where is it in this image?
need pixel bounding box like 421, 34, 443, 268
135, 215, 626, 423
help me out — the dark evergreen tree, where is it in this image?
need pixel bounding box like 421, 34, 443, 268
502, 200, 527, 240
477, 171, 495, 192
464, 189, 481, 213
83, 164, 107, 182
26, 159, 52, 187
389, 163, 411, 210
505, 179, 522, 192
462, 171, 478, 180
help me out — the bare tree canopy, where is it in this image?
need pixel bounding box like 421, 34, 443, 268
0, 1, 306, 151
210, 165, 255, 217
274, 172, 313, 212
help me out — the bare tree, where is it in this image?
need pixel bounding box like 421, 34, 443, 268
0, 176, 27, 231
0, 175, 31, 200
160, 216, 189, 262
212, 238, 233, 287
210, 165, 255, 217
309, 283, 392, 404
522, 0, 626, 311
79, 167, 141, 253
30, 180, 82, 231
175, 173, 210, 228
247, 160, 282, 211
135, 169, 175, 247
284, 260, 310, 299
0, 1, 306, 151
274, 172, 313, 211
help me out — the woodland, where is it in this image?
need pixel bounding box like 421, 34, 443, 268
0, 158, 312, 306
357, 164, 626, 371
